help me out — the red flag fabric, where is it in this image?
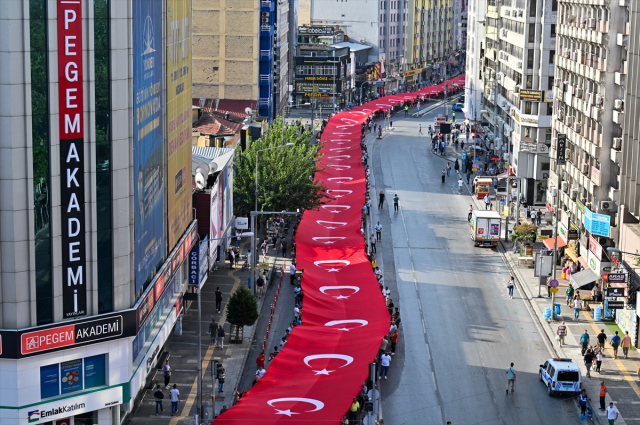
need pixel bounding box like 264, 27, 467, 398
213, 74, 465, 425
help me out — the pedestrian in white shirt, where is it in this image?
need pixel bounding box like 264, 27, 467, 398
573, 296, 581, 320
255, 366, 266, 380
379, 351, 391, 379
375, 221, 382, 241
382, 286, 391, 300
289, 262, 296, 285
170, 384, 180, 416
607, 402, 619, 423
369, 233, 377, 253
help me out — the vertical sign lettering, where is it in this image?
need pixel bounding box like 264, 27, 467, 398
58, 0, 86, 318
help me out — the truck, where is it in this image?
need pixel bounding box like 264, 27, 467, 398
470, 210, 502, 247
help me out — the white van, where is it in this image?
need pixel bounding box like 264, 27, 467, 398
539, 358, 582, 396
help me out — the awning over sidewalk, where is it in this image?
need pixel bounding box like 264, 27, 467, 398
570, 268, 599, 289
578, 256, 589, 269
543, 236, 567, 250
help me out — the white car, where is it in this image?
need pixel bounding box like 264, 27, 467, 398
539, 358, 582, 396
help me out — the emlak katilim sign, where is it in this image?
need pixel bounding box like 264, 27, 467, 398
57, 0, 87, 318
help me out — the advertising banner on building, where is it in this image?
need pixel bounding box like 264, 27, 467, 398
583, 207, 611, 237
133, 0, 165, 297
222, 160, 234, 234
57, 0, 87, 318
209, 179, 222, 263
167, 0, 193, 251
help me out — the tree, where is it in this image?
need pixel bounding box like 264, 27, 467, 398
225, 287, 259, 342
510, 223, 539, 252
233, 117, 328, 217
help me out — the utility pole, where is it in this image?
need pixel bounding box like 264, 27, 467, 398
550, 166, 562, 320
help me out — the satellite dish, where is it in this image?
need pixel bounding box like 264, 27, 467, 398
195, 172, 206, 190
195, 163, 210, 190
245, 107, 253, 115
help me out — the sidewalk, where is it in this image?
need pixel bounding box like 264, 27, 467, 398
124, 235, 280, 425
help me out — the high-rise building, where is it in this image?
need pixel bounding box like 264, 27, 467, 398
482, 0, 557, 205
275, 0, 292, 115
464, 0, 485, 121
0, 1, 195, 422
380, 0, 409, 91
193, 0, 290, 121
550, 0, 629, 264
405, 0, 454, 85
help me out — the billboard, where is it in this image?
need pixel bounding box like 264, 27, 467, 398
167, 0, 193, 251
57, 0, 87, 318
133, 0, 165, 297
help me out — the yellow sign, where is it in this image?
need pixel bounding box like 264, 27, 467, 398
549, 287, 559, 293
404, 68, 422, 77
166, 0, 193, 251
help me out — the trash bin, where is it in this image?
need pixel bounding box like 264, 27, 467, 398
555, 304, 561, 317
543, 307, 552, 320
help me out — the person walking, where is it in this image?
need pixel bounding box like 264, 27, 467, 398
393, 194, 399, 212
217, 366, 226, 393
622, 331, 632, 359
607, 401, 620, 424
170, 384, 180, 416
454, 158, 460, 172
379, 351, 391, 379
261, 240, 268, 262
208, 318, 217, 345
597, 329, 608, 350
556, 321, 567, 345
281, 239, 288, 258
610, 331, 621, 358
507, 276, 515, 299
484, 194, 491, 210
378, 191, 386, 208
446, 163, 451, 176
378, 336, 389, 358
217, 325, 225, 349
580, 330, 590, 355
506, 362, 516, 394
369, 233, 377, 253
595, 349, 604, 373
546, 273, 553, 298
584, 348, 594, 378
574, 295, 582, 320
404, 105, 409, 115
566, 285, 575, 306
163, 360, 172, 389
215, 287, 223, 313
419, 124, 423, 136
290, 262, 296, 285
154, 384, 164, 415
458, 178, 464, 193
579, 390, 588, 417
441, 169, 446, 183
375, 221, 382, 241
228, 248, 235, 269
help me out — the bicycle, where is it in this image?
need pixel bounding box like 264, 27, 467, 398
241, 255, 250, 271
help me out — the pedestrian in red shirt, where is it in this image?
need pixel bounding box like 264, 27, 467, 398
256, 352, 265, 369
390, 329, 399, 355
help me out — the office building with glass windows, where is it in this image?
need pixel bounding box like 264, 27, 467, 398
0, 0, 195, 423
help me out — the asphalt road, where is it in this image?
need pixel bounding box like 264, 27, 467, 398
370, 113, 582, 425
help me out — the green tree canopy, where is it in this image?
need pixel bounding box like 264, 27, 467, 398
233, 117, 328, 217
226, 286, 259, 341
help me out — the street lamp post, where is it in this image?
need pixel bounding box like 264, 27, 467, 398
253, 143, 295, 294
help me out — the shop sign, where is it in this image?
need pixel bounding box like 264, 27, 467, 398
558, 222, 568, 243
606, 273, 627, 283
561, 210, 570, 229
583, 207, 610, 237
591, 167, 601, 186
298, 43, 329, 51
519, 114, 540, 126
404, 68, 422, 77
188, 236, 208, 289
296, 82, 336, 93
568, 225, 579, 240
607, 300, 625, 309
519, 89, 543, 102
235, 217, 248, 230
587, 248, 610, 276
589, 235, 603, 260
606, 286, 626, 297
298, 26, 334, 35
58, 0, 87, 319
612, 255, 619, 267
576, 199, 585, 213
20, 386, 123, 425
543, 90, 554, 103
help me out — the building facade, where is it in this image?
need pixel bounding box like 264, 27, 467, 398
550, 0, 628, 258
0, 1, 196, 423
275, 0, 292, 116
405, 0, 454, 85
482, 0, 556, 205
464, 0, 485, 121
380, 0, 408, 91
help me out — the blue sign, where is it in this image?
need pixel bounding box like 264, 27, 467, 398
84, 354, 106, 389
462, 151, 467, 161
40, 364, 60, 399
133, 0, 165, 297
189, 236, 208, 288
60, 358, 83, 394
583, 207, 610, 237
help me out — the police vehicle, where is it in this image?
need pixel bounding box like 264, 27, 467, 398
539, 358, 582, 396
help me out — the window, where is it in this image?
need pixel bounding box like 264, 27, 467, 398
549, 50, 555, 64
527, 49, 534, 69
557, 371, 579, 382
40, 355, 107, 399
552, 0, 558, 12
550, 24, 556, 37
30, 0, 53, 325
529, 0, 536, 17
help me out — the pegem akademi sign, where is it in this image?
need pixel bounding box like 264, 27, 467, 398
57, 0, 87, 318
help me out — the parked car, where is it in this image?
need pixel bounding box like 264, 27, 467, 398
539, 358, 582, 396
452, 103, 464, 112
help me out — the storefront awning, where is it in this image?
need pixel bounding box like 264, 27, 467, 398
578, 256, 589, 269
543, 236, 567, 250
570, 268, 599, 289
